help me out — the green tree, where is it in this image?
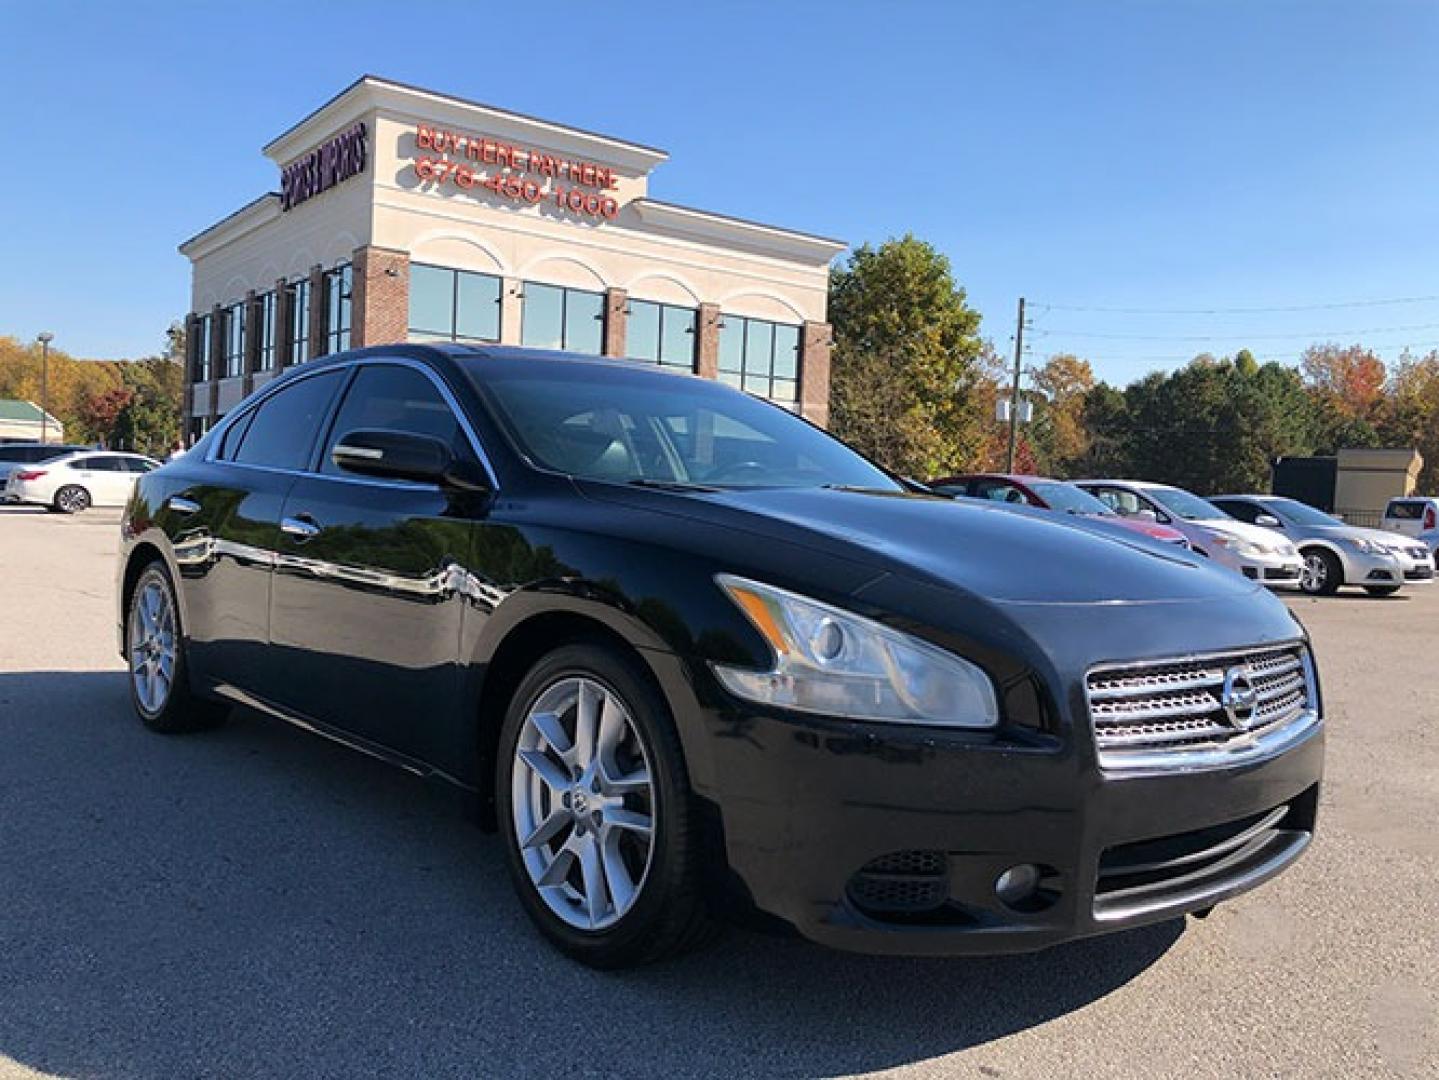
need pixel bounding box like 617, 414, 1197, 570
828, 235, 987, 478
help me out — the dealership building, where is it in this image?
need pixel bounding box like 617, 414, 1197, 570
179, 76, 844, 442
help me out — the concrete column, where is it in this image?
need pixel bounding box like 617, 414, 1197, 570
273, 278, 292, 368
307, 265, 326, 358
242, 289, 259, 394
696, 303, 722, 380
352, 245, 410, 348
799, 321, 832, 428
603, 288, 628, 357
501, 278, 524, 345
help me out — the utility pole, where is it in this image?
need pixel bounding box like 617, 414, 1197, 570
36, 332, 53, 445
1005, 297, 1025, 472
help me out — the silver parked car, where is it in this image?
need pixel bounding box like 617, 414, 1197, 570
1210, 495, 1430, 596
1074, 480, 1304, 588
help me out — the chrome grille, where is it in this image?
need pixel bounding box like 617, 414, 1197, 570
1087, 643, 1318, 771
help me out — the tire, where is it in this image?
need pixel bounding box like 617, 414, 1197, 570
125, 561, 228, 733
1365, 585, 1401, 597
53, 485, 90, 514
1300, 548, 1342, 596
496, 642, 716, 968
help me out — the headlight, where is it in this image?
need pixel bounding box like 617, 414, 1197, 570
1213, 534, 1265, 558
711, 575, 1000, 728
1341, 536, 1381, 555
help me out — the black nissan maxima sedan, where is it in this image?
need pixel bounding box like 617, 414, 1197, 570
117, 344, 1323, 968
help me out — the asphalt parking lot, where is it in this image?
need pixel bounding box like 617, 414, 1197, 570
0, 506, 1435, 1080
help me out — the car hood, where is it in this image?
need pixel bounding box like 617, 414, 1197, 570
1100, 515, 1186, 542
1356, 527, 1424, 553
1191, 518, 1294, 549
584, 483, 1260, 606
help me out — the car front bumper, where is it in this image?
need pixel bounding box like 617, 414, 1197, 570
703, 707, 1323, 956
1227, 552, 1304, 588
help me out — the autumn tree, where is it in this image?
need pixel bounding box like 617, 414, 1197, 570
829, 235, 988, 478
1028, 353, 1096, 475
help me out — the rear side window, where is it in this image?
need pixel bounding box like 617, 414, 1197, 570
233, 370, 343, 471
319, 364, 467, 476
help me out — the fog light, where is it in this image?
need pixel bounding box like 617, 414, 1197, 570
995, 863, 1041, 906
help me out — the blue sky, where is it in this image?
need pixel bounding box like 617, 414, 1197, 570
3, 0, 1439, 385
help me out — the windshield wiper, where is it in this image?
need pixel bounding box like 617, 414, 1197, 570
627, 478, 720, 493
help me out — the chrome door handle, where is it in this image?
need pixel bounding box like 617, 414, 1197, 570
280, 515, 322, 540
167, 495, 201, 515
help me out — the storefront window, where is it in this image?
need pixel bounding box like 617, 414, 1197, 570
222, 302, 246, 379
521, 282, 605, 355
257, 291, 277, 371
409, 263, 502, 343
288, 279, 311, 365
192, 313, 213, 382
323, 264, 352, 355
717, 315, 800, 404
628, 300, 696, 371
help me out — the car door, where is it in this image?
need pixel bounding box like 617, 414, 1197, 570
173, 367, 347, 693
267, 360, 482, 768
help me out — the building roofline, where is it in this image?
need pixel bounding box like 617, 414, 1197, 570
630, 198, 847, 262
263, 75, 670, 163
178, 193, 280, 257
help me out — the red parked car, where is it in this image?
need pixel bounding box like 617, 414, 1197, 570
929, 473, 1191, 547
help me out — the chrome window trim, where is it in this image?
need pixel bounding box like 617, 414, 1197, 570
204, 355, 499, 491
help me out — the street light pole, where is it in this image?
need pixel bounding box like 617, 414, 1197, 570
1005, 298, 1026, 472
36, 332, 54, 445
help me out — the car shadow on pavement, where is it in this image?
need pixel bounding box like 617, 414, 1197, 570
0, 670, 1182, 1079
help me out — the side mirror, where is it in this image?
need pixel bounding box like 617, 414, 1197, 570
331, 429, 490, 492
1255, 514, 1282, 528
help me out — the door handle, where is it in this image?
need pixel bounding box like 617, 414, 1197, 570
167, 495, 201, 515
281, 515, 322, 540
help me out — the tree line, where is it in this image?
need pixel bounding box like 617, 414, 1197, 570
830, 235, 1439, 494
0, 329, 183, 456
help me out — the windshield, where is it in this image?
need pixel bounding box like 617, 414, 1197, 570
473, 363, 903, 491
1266, 497, 1343, 528
1147, 486, 1229, 521
1028, 480, 1115, 515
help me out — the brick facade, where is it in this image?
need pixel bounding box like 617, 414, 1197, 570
352, 245, 410, 348
799, 321, 832, 427
603, 288, 628, 357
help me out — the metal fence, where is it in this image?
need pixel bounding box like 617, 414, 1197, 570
1335, 509, 1383, 529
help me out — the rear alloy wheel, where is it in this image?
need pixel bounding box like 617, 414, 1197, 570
1300, 548, 1341, 596
498, 644, 715, 967
126, 562, 227, 733
54, 485, 91, 514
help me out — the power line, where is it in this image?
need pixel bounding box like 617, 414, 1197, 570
1034, 294, 1439, 315
1034, 320, 1439, 343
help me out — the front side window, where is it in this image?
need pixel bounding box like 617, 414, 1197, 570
717, 315, 800, 405
521, 282, 605, 354
628, 300, 696, 371
472, 362, 899, 491
257, 291, 277, 371
320, 364, 466, 477
323, 264, 352, 355
409, 264, 502, 343
288, 279, 311, 365
222, 303, 246, 378
232, 370, 343, 471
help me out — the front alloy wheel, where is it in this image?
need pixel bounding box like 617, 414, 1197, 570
1300, 549, 1341, 596
497, 643, 715, 967
511, 676, 656, 931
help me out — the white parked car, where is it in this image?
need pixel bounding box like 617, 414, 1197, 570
1381, 496, 1439, 537
3, 451, 161, 513
1074, 479, 1305, 587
